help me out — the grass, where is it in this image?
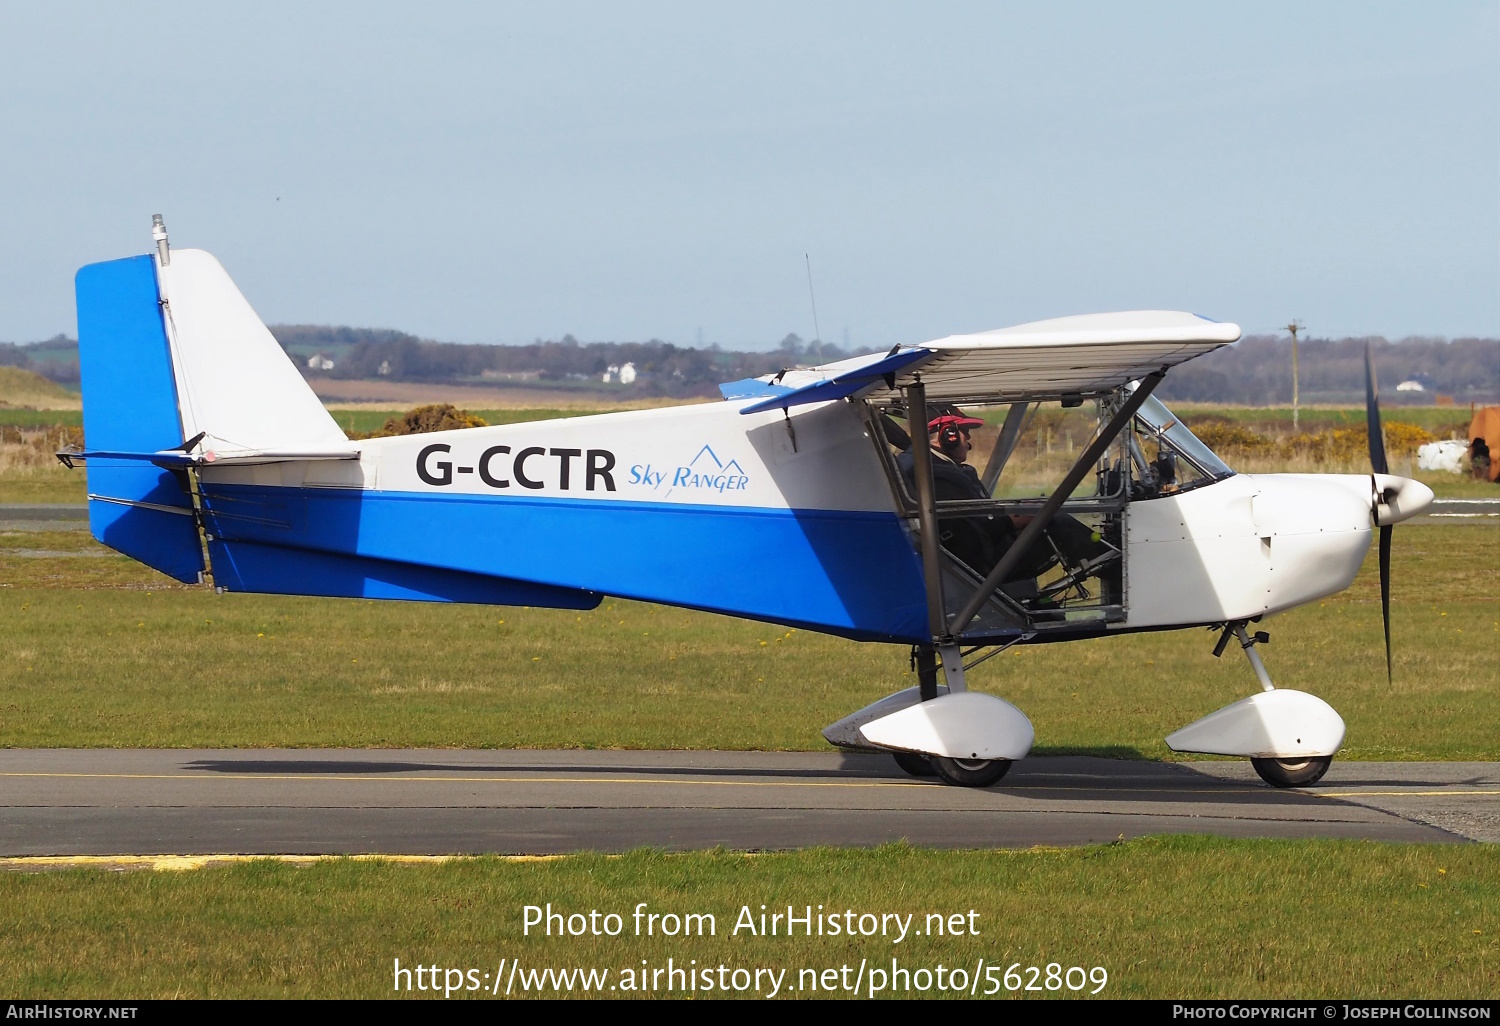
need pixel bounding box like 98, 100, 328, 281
1167, 403, 1475, 435
0, 524, 1493, 758
3, 400, 1495, 502
0, 367, 80, 410
0, 839, 1494, 998
325, 407, 616, 436
0, 416, 1494, 1002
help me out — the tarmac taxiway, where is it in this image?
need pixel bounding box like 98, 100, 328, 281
1, 750, 1494, 858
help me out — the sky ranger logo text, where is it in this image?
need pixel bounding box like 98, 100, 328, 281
629, 445, 750, 498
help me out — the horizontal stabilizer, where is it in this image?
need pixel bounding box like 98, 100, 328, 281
59, 448, 360, 469
719, 378, 794, 401
738, 349, 934, 414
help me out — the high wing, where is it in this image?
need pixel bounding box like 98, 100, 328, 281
728, 311, 1241, 413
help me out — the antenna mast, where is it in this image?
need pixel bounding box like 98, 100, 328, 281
1285, 320, 1304, 431
804, 253, 822, 362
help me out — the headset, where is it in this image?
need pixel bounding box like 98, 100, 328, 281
938, 422, 965, 452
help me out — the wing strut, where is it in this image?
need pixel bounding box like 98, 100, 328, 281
949, 371, 1166, 635
905, 377, 948, 657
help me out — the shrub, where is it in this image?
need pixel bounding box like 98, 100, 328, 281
1189, 423, 1274, 454
351, 404, 489, 439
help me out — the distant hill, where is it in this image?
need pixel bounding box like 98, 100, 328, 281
0, 366, 81, 410
0, 335, 79, 385
272, 325, 861, 398
5, 327, 1496, 404
1157, 335, 1499, 406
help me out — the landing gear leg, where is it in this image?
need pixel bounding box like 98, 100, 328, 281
915, 644, 938, 701
1166, 622, 1345, 789
892, 646, 942, 777
1226, 625, 1337, 788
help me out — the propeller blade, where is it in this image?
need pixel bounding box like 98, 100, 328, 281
1379, 523, 1392, 682
1364, 343, 1387, 475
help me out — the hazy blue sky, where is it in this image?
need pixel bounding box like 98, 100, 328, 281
2, 2, 1495, 349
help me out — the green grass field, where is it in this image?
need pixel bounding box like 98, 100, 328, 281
2, 400, 1496, 502
1, 400, 1495, 1001
0, 524, 1493, 757
1, 840, 1495, 998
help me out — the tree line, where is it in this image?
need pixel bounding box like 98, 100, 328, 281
4, 327, 1495, 404
1157, 335, 1498, 405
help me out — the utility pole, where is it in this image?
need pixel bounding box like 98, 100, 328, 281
1285, 320, 1304, 431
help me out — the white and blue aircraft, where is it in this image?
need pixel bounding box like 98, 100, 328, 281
61, 219, 1434, 788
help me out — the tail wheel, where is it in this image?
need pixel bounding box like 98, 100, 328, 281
892, 752, 938, 777
1251, 756, 1332, 788
931, 757, 1012, 788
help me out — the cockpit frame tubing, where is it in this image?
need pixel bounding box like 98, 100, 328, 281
905, 378, 951, 644
950, 370, 1166, 634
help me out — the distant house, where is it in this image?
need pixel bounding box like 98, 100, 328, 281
306, 353, 336, 371
378, 360, 392, 376
1396, 380, 1425, 392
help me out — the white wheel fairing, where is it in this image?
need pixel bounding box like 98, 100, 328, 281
1165, 689, 1345, 759
822, 684, 948, 751
857, 691, 1034, 761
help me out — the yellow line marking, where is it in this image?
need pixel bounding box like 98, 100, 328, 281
1315, 790, 1500, 798
0, 854, 567, 872
0, 771, 1274, 795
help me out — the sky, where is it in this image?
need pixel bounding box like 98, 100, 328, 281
1, 2, 1496, 350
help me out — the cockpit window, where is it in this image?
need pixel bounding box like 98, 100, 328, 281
1132, 393, 1234, 492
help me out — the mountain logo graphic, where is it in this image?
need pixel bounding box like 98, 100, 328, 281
687, 445, 746, 476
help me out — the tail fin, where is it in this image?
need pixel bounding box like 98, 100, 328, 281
154, 248, 350, 460
76, 254, 204, 582
75, 236, 352, 582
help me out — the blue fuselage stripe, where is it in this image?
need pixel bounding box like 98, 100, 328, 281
200, 485, 929, 642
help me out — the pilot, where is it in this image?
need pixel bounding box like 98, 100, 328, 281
897, 406, 1106, 587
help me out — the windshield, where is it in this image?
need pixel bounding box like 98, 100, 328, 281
1132, 393, 1234, 488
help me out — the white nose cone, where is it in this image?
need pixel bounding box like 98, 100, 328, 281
1374, 474, 1435, 526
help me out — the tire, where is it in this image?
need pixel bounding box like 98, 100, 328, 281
931, 757, 1012, 788
892, 752, 938, 777
1251, 756, 1332, 788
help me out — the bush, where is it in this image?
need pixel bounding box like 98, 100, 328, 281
350, 404, 489, 439
1189, 423, 1274, 454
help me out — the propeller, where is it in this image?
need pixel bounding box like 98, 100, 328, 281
1364, 343, 1393, 681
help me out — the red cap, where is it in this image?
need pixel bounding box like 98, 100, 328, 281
927, 413, 984, 434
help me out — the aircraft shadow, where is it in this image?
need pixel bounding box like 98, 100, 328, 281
175, 755, 1348, 804
179, 758, 902, 781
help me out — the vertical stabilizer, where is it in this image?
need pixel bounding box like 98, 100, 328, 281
75, 255, 204, 582
156, 250, 350, 458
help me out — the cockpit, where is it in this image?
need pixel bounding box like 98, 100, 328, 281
863, 383, 1234, 639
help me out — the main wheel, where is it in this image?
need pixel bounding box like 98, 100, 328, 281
1251, 756, 1332, 788
892, 752, 938, 777
931, 757, 1012, 788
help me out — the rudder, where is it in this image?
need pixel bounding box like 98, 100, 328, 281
75, 255, 204, 583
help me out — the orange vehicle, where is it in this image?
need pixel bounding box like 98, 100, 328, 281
1469, 406, 1500, 482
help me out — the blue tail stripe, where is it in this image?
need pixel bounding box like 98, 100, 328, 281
75, 255, 204, 584
200, 485, 929, 641
208, 538, 601, 609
